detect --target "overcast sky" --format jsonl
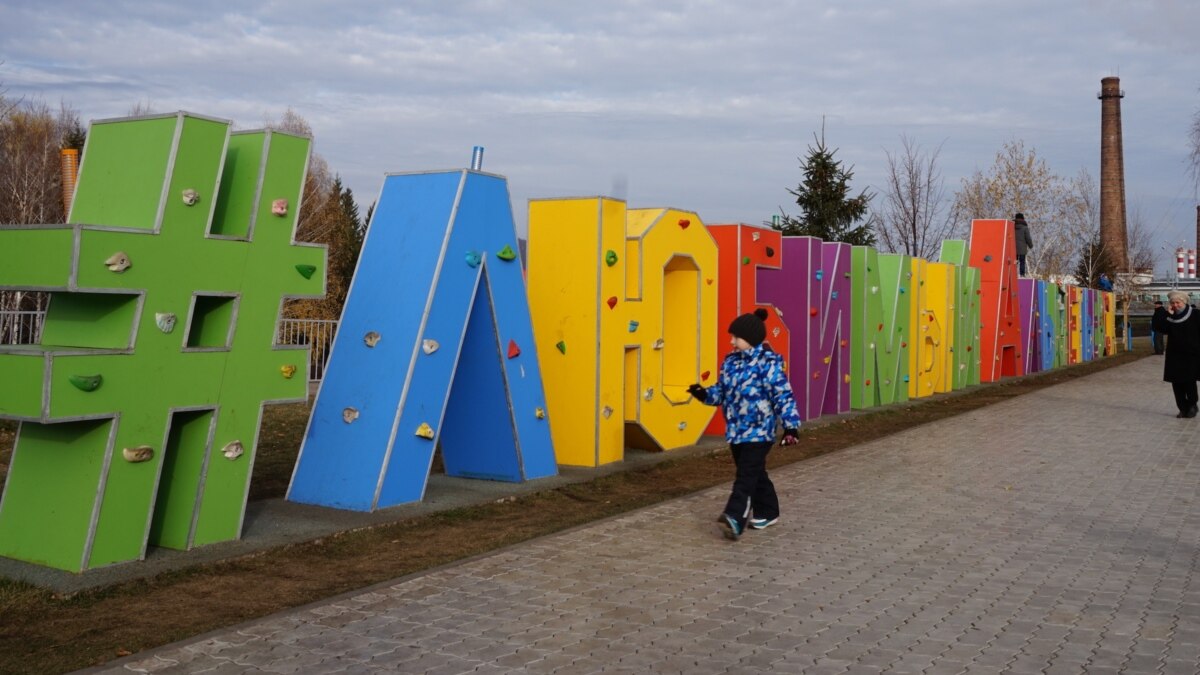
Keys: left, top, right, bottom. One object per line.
{"left": 3, "top": 1, "right": 1198, "bottom": 273}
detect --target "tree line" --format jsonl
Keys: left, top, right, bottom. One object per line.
{"left": 0, "top": 92, "right": 364, "bottom": 327}
{"left": 773, "top": 124, "right": 1163, "bottom": 288}
{"left": 5, "top": 85, "right": 1198, "bottom": 322}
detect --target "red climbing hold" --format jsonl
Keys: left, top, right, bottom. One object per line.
{"left": 507, "top": 340, "right": 521, "bottom": 358}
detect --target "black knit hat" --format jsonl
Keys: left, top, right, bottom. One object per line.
{"left": 728, "top": 308, "right": 769, "bottom": 347}
{"left": 1014, "top": 212, "right": 1025, "bottom": 221}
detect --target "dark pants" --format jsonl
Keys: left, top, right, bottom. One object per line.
{"left": 1017, "top": 254, "right": 1027, "bottom": 276}
{"left": 724, "top": 441, "right": 778, "bottom": 527}
{"left": 1153, "top": 331, "right": 1164, "bottom": 354}
{"left": 1172, "top": 380, "right": 1198, "bottom": 415}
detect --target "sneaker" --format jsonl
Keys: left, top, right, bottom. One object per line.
{"left": 749, "top": 517, "right": 779, "bottom": 530}
{"left": 718, "top": 514, "right": 742, "bottom": 540}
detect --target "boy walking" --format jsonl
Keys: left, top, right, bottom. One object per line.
{"left": 689, "top": 308, "right": 802, "bottom": 540}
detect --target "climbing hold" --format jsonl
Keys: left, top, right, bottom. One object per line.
{"left": 295, "top": 264, "right": 317, "bottom": 279}
{"left": 831, "top": 291, "right": 838, "bottom": 300}
{"left": 280, "top": 364, "right": 297, "bottom": 379}
{"left": 155, "top": 312, "right": 177, "bottom": 333}
{"left": 865, "top": 379, "right": 871, "bottom": 386}
{"left": 342, "top": 407, "right": 359, "bottom": 424}
{"left": 122, "top": 446, "right": 154, "bottom": 463}
{"left": 766, "top": 246, "right": 775, "bottom": 258}
{"left": 628, "top": 320, "right": 639, "bottom": 332}
{"left": 877, "top": 323, "right": 884, "bottom": 332}
{"left": 774, "top": 307, "right": 784, "bottom": 317}
{"left": 272, "top": 199, "right": 289, "bottom": 216}
{"left": 507, "top": 340, "right": 520, "bottom": 359}
{"left": 652, "top": 338, "right": 664, "bottom": 350}
{"left": 465, "top": 251, "right": 481, "bottom": 268}
{"left": 815, "top": 270, "right": 823, "bottom": 281}
{"left": 822, "top": 356, "right": 831, "bottom": 365}
{"left": 903, "top": 375, "right": 910, "bottom": 383}
{"left": 644, "top": 388, "right": 654, "bottom": 401}
{"left": 899, "top": 287, "right": 906, "bottom": 294}
{"left": 496, "top": 245, "right": 517, "bottom": 261}
{"left": 607, "top": 296, "right": 618, "bottom": 310}
{"left": 772, "top": 327, "right": 781, "bottom": 337}
{"left": 705, "top": 278, "right": 713, "bottom": 285}
{"left": 222, "top": 440, "right": 244, "bottom": 461}
{"left": 742, "top": 256, "right": 751, "bottom": 265}
{"left": 69, "top": 374, "right": 102, "bottom": 392}
{"left": 871, "top": 286, "right": 879, "bottom": 294}
{"left": 181, "top": 189, "right": 199, "bottom": 206}
{"left": 605, "top": 250, "right": 619, "bottom": 267}
{"left": 422, "top": 339, "right": 439, "bottom": 354}
{"left": 364, "top": 331, "right": 381, "bottom": 348}
{"left": 105, "top": 252, "right": 132, "bottom": 273}
{"left": 415, "top": 422, "right": 435, "bottom": 439}
{"left": 843, "top": 374, "right": 851, "bottom": 384}
{"left": 812, "top": 371, "right": 820, "bottom": 380}
{"left": 535, "top": 407, "right": 546, "bottom": 420}
{"left": 840, "top": 339, "right": 848, "bottom": 348}
{"left": 809, "top": 307, "right": 818, "bottom": 317}
{"left": 556, "top": 341, "right": 566, "bottom": 355}
{"left": 678, "top": 421, "right": 687, "bottom": 430}
{"left": 602, "top": 406, "right": 613, "bottom": 419}
{"left": 701, "top": 370, "right": 711, "bottom": 381}
{"left": 983, "top": 255, "right": 992, "bottom": 262}
{"left": 678, "top": 218, "right": 690, "bottom": 229}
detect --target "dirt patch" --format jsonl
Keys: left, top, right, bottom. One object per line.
{"left": 0, "top": 349, "right": 1147, "bottom": 674}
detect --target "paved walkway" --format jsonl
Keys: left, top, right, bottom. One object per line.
{"left": 90, "top": 356, "right": 1200, "bottom": 674}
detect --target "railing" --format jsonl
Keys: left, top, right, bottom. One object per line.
{"left": 276, "top": 318, "right": 338, "bottom": 383}
{"left": 0, "top": 310, "right": 44, "bottom": 346}
{"left": 0, "top": 310, "right": 338, "bottom": 383}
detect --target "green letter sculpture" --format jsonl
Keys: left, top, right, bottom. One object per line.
{"left": 0, "top": 112, "right": 325, "bottom": 572}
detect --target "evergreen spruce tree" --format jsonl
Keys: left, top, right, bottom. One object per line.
{"left": 773, "top": 131, "right": 876, "bottom": 246}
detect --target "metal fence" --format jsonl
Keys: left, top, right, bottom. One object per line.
{"left": 0, "top": 310, "right": 44, "bottom": 346}
{"left": 0, "top": 310, "right": 338, "bottom": 383}
{"left": 276, "top": 318, "right": 338, "bottom": 382}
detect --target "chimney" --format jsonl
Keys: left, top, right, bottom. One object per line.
{"left": 1196, "top": 205, "right": 1200, "bottom": 261}
{"left": 1098, "top": 77, "right": 1129, "bottom": 271}
{"left": 60, "top": 148, "right": 80, "bottom": 218}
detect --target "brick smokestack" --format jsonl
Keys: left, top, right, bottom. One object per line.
{"left": 1098, "top": 76, "right": 1128, "bottom": 271}
{"left": 1196, "top": 205, "right": 1200, "bottom": 259}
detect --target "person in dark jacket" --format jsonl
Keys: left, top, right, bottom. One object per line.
{"left": 1151, "top": 300, "right": 1167, "bottom": 355}
{"left": 1013, "top": 213, "right": 1034, "bottom": 276}
{"left": 1151, "top": 291, "right": 1200, "bottom": 417}
{"left": 688, "top": 308, "right": 802, "bottom": 540}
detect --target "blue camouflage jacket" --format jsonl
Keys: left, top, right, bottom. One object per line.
{"left": 699, "top": 344, "right": 803, "bottom": 444}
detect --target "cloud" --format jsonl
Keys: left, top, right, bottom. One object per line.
{"left": 2, "top": 0, "right": 1197, "bottom": 269}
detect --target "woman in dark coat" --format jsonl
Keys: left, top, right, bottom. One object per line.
{"left": 1151, "top": 291, "right": 1200, "bottom": 417}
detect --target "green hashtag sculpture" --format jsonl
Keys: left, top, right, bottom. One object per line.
{"left": 0, "top": 112, "right": 326, "bottom": 572}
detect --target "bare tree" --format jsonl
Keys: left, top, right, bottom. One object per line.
{"left": 950, "top": 140, "right": 1075, "bottom": 278}
{"left": 874, "top": 135, "right": 953, "bottom": 259}
{"left": 264, "top": 108, "right": 335, "bottom": 247}
{"left": 0, "top": 96, "right": 79, "bottom": 337}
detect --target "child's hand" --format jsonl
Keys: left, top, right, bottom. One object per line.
{"left": 779, "top": 429, "right": 800, "bottom": 446}
{"left": 687, "top": 383, "right": 707, "bottom": 402}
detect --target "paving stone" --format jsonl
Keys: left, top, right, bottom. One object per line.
{"left": 87, "top": 359, "right": 1200, "bottom": 675}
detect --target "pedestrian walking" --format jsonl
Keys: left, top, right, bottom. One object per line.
{"left": 688, "top": 308, "right": 802, "bottom": 540}
{"left": 1151, "top": 291, "right": 1200, "bottom": 418}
